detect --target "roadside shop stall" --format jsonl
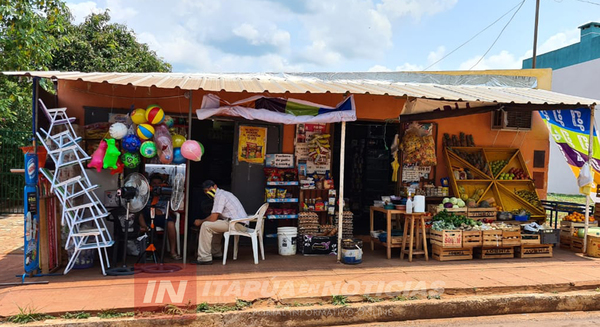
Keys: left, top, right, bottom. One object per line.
{"left": 5, "top": 70, "right": 600, "bottom": 278}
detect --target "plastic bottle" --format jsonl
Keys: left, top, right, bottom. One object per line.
{"left": 406, "top": 196, "right": 413, "bottom": 214}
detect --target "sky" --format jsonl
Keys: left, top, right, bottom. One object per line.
{"left": 64, "top": 0, "right": 600, "bottom": 73}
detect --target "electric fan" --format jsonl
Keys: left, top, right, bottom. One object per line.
{"left": 106, "top": 173, "right": 150, "bottom": 276}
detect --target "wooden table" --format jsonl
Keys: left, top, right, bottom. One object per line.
{"left": 370, "top": 206, "right": 408, "bottom": 259}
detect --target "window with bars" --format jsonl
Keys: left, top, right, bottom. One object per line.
{"left": 491, "top": 110, "right": 532, "bottom": 130}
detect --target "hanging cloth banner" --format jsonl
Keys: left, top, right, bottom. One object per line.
{"left": 539, "top": 108, "right": 600, "bottom": 192}
{"left": 197, "top": 94, "right": 356, "bottom": 124}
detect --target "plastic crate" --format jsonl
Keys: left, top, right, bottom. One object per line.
{"left": 67, "top": 248, "right": 95, "bottom": 269}
{"left": 539, "top": 229, "right": 560, "bottom": 245}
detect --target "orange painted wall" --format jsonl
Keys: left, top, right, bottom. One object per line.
{"left": 432, "top": 112, "right": 549, "bottom": 198}
{"left": 57, "top": 80, "right": 548, "bottom": 197}
{"left": 57, "top": 81, "right": 404, "bottom": 154}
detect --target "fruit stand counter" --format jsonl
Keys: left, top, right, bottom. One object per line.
{"left": 443, "top": 147, "right": 545, "bottom": 220}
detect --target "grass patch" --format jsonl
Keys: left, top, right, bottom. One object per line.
{"left": 7, "top": 306, "right": 54, "bottom": 324}
{"left": 547, "top": 193, "right": 587, "bottom": 205}
{"left": 235, "top": 299, "right": 252, "bottom": 309}
{"left": 331, "top": 295, "right": 348, "bottom": 306}
{"left": 427, "top": 295, "right": 441, "bottom": 300}
{"left": 392, "top": 295, "right": 407, "bottom": 301}
{"left": 61, "top": 312, "right": 90, "bottom": 320}
{"left": 98, "top": 309, "right": 135, "bottom": 319}
{"left": 196, "top": 299, "right": 252, "bottom": 313}
{"left": 290, "top": 302, "right": 312, "bottom": 307}
{"left": 362, "top": 295, "right": 382, "bottom": 303}
{"left": 163, "top": 304, "right": 184, "bottom": 316}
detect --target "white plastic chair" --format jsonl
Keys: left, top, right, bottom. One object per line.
{"left": 222, "top": 203, "right": 269, "bottom": 265}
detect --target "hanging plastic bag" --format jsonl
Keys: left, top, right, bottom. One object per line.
{"left": 578, "top": 162, "right": 594, "bottom": 195}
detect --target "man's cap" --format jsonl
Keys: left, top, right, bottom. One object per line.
{"left": 202, "top": 180, "right": 216, "bottom": 190}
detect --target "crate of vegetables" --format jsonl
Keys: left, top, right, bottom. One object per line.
{"left": 430, "top": 229, "right": 462, "bottom": 248}
{"left": 467, "top": 208, "right": 497, "bottom": 220}
{"left": 435, "top": 197, "right": 468, "bottom": 215}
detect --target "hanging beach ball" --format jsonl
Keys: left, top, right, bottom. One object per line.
{"left": 164, "top": 115, "right": 175, "bottom": 128}
{"left": 145, "top": 105, "right": 165, "bottom": 125}
{"left": 173, "top": 148, "right": 186, "bottom": 164}
{"left": 109, "top": 122, "right": 128, "bottom": 140}
{"left": 140, "top": 141, "right": 157, "bottom": 158}
{"left": 122, "top": 134, "right": 141, "bottom": 152}
{"left": 181, "top": 140, "right": 204, "bottom": 162}
{"left": 121, "top": 152, "right": 140, "bottom": 169}
{"left": 137, "top": 123, "right": 155, "bottom": 140}
{"left": 172, "top": 134, "right": 186, "bottom": 148}
{"left": 131, "top": 108, "right": 147, "bottom": 125}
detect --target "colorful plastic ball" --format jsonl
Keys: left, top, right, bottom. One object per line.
{"left": 122, "top": 134, "right": 141, "bottom": 152}
{"left": 131, "top": 108, "right": 147, "bottom": 125}
{"left": 121, "top": 152, "right": 140, "bottom": 169}
{"left": 164, "top": 115, "right": 175, "bottom": 128}
{"left": 145, "top": 105, "right": 165, "bottom": 125}
{"left": 181, "top": 140, "right": 204, "bottom": 162}
{"left": 173, "top": 148, "right": 186, "bottom": 164}
{"left": 137, "top": 123, "right": 155, "bottom": 140}
{"left": 140, "top": 141, "right": 157, "bottom": 158}
{"left": 109, "top": 122, "right": 128, "bottom": 140}
{"left": 172, "top": 134, "right": 186, "bottom": 148}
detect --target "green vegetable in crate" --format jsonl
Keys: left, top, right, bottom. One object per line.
{"left": 467, "top": 199, "right": 478, "bottom": 208}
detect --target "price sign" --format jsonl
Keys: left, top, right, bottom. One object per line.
{"left": 265, "top": 154, "right": 295, "bottom": 168}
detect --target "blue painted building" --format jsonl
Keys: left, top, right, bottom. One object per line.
{"left": 523, "top": 22, "right": 600, "bottom": 195}
{"left": 523, "top": 22, "right": 600, "bottom": 69}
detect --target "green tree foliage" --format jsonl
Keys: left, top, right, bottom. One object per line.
{"left": 0, "top": 0, "right": 71, "bottom": 130}
{"left": 50, "top": 10, "right": 172, "bottom": 73}
{"left": 0, "top": 1, "right": 172, "bottom": 130}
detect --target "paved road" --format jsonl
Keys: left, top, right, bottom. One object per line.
{"left": 340, "top": 311, "right": 600, "bottom": 327}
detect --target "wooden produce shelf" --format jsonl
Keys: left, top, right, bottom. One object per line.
{"left": 443, "top": 147, "right": 545, "bottom": 220}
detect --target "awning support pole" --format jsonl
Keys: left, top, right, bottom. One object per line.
{"left": 32, "top": 77, "right": 40, "bottom": 151}
{"left": 337, "top": 121, "right": 346, "bottom": 262}
{"left": 584, "top": 104, "right": 595, "bottom": 254}
{"left": 183, "top": 91, "right": 193, "bottom": 264}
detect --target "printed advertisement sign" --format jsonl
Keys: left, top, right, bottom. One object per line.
{"left": 238, "top": 126, "right": 267, "bottom": 164}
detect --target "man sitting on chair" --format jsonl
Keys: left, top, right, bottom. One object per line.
{"left": 193, "top": 180, "right": 247, "bottom": 265}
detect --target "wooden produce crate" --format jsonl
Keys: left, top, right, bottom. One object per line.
{"left": 560, "top": 221, "right": 598, "bottom": 239}
{"left": 521, "top": 234, "right": 541, "bottom": 245}
{"left": 467, "top": 208, "right": 497, "bottom": 220}
{"left": 475, "top": 247, "right": 515, "bottom": 259}
{"left": 571, "top": 237, "right": 584, "bottom": 253}
{"left": 434, "top": 207, "right": 468, "bottom": 216}
{"left": 560, "top": 235, "right": 572, "bottom": 250}
{"left": 462, "top": 230, "right": 483, "bottom": 247}
{"left": 515, "top": 244, "right": 553, "bottom": 258}
{"left": 482, "top": 230, "right": 503, "bottom": 247}
{"left": 502, "top": 230, "right": 522, "bottom": 247}
{"left": 432, "top": 245, "right": 473, "bottom": 261}
{"left": 430, "top": 229, "right": 462, "bottom": 248}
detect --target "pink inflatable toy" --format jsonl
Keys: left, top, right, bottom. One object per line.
{"left": 87, "top": 139, "right": 107, "bottom": 172}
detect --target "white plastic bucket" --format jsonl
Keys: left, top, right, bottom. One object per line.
{"left": 277, "top": 227, "right": 297, "bottom": 256}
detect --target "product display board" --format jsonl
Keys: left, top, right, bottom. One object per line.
{"left": 443, "top": 147, "right": 545, "bottom": 220}
{"left": 401, "top": 122, "right": 437, "bottom": 184}
{"left": 238, "top": 125, "right": 267, "bottom": 163}
{"left": 295, "top": 124, "right": 330, "bottom": 174}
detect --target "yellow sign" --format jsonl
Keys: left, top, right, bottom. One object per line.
{"left": 238, "top": 126, "right": 267, "bottom": 163}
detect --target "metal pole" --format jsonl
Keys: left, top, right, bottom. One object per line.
{"left": 183, "top": 91, "right": 193, "bottom": 264}
{"left": 584, "top": 105, "right": 595, "bottom": 254}
{"left": 337, "top": 121, "right": 346, "bottom": 262}
{"left": 532, "top": 0, "right": 540, "bottom": 68}
{"left": 32, "top": 77, "right": 40, "bottom": 151}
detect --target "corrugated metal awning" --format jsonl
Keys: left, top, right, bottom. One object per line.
{"left": 3, "top": 71, "right": 598, "bottom": 107}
